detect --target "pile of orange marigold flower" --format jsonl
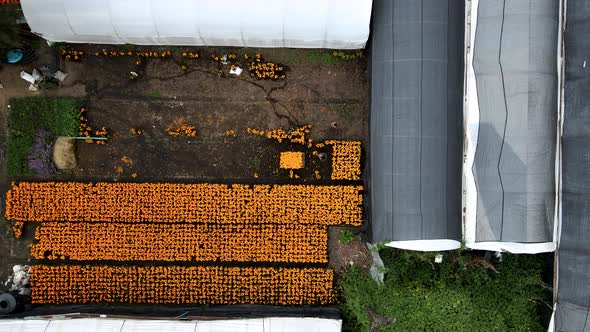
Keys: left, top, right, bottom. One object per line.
{"left": 5, "top": 182, "right": 363, "bottom": 225}
{"left": 32, "top": 222, "right": 328, "bottom": 263}
{"left": 167, "top": 124, "right": 196, "bottom": 137}
{"left": 280, "top": 151, "right": 305, "bottom": 169}
{"left": 326, "top": 140, "right": 362, "bottom": 180}
{"left": 249, "top": 54, "right": 286, "bottom": 80}
{"left": 30, "top": 265, "right": 335, "bottom": 305}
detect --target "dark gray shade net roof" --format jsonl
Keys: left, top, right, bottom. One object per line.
{"left": 472, "top": 0, "right": 557, "bottom": 243}
{"left": 369, "top": 0, "right": 464, "bottom": 243}
{"left": 556, "top": 0, "right": 590, "bottom": 330}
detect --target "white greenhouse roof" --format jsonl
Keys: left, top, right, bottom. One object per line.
{"left": 20, "top": 0, "right": 372, "bottom": 49}
{"left": 0, "top": 317, "right": 342, "bottom": 332}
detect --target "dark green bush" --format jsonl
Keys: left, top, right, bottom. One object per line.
{"left": 6, "top": 97, "right": 82, "bottom": 176}
{"left": 339, "top": 229, "right": 355, "bottom": 244}
{"left": 339, "top": 249, "right": 546, "bottom": 332}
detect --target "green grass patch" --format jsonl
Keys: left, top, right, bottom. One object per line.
{"left": 305, "top": 51, "right": 341, "bottom": 64}
{"left": 305, "top": 50, "right": 365, "bottom": 64}
{"left": 339, "top": 229, "right": 355, "bottom": 244}
{"left": 6, "top": 97, "right": 82, "bottom": 176}
{"left": 145, "top": 90, "right": 162, "bottom": 98}
{"left": 339, "top": 249, "right": 547, "bottom": 332}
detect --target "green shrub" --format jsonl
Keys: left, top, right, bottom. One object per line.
{"left": 6, "top": 97, "right": 82, "bottom": 176}
{"left": 339, "top": 249, "right": 546, "bottom": 332}
{"left": 339, "top": 229, "right": 355, "bottom": 244}
{"left": 305, "top": 51, "right": 339, "bottom": 64}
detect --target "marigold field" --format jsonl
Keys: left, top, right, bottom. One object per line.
{"left": 30, "top": 265, "right": 336, "bottom": 305}
{"left": 6, "top": 182, "right": 363, "bottom": 226}
{"left": 32, "top": 222, "right": 328, "bottom": 263}
{"left": 7, "top": 180, "right": 364, "bottom": 306}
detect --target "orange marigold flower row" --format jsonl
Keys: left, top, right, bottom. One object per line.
{"left": 326, "top": 140, "right": 362, "bottom": 180}
{"left": 5, "top": 182, "right": 363, "bottom": 225}
{"left": 247, "top": 125, "right": 312, "bottom": 146}
{"left": 30, "top": 265, "right": 336, "bottom": 306}
{"left": 32, "top": 222, "right": 328, "bottom": 263}
{"left": 181, "top": 51, "right": 200, "bottom": 59}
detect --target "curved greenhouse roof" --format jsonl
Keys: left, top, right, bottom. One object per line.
{"left": 464, "top": 0, "right": 559, "bottom": 253}
{"left": 369, "top": 0, "right": 465, "bottom": 250}
{"left": 19, "top": 0, "right": 371, "bottom": 49}
{"left": 555, "top": 0, "right": 590, "bottom": 330}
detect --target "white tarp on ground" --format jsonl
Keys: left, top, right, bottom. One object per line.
{"left": 19, "top": 0, "right": 372, "bottom": 49}
{"left": 0, "top": 317, "right": 342, "bottom": 332}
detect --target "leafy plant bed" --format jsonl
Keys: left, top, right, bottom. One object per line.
{"left": 6, "top": 97, "right": 82, "bottom": 176}
{"left": 339, "top": 249, "right": 548, "bottom": 332}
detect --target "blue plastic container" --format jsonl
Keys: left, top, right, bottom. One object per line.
{"left": 6, "top": 49, "right": 23, "bottom": 64}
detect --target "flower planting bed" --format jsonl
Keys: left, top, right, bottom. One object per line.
{"left": 6, "top": 182, "right": 363, "bottom": 225}
{"left": 30, "top": 265, "right": 335, "bottom": 305}
{"left": 326, "top": 140, "right": 362, "bottom": 180}
{"left": 32, "top": 222, "right": 328, "bottom": 263}
{"left": 5, "top": 180, "right": 363, "bottom": 306}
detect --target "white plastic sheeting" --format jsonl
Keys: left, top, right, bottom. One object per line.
{"left": 384, "top": 240, "right": 461, "bottom": 252}
{"left": 0, "top": 317, "right": 342, "bottom": 332}
{"left": 19, "top": 0, "right": 371, "bottom": 49}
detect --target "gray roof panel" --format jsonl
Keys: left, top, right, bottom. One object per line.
{"left": 369, "top": 0, "right": 464, "bottom": 242}
{"left": 472, "top": 0, "right": 557, "bottom": 243}
{"left": 556, "top": 0, "right": 590, "bottom": 329}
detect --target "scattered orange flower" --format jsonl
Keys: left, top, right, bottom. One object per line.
{"left": 247, "top": 125, "right": 311, "bottom": 145}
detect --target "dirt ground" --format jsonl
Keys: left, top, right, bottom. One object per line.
{"left": 69, "top": 46, "right": 367, "bottom": 181}
{"left": 0, "top": 44, "right": 370, "bottom": 287}
{"left": 328, "top": 227, "right": 373, "bottom": 273}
